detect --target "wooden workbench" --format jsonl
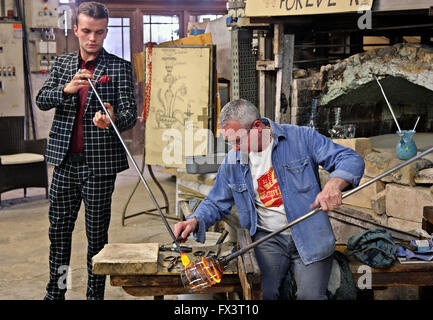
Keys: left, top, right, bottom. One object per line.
{"left": 93, "top": 236, "right": 433, "bottom": 300}
{"left": 336, "top": 245, "right": 433, "bottom": 289}
{"left": 345, "top": 207, "right": 433, "bottom": 290}
{"left": 92, "top": 231, "right": 262, "bottom": 300}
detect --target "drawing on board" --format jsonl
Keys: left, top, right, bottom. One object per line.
{"left": 154, "top": 57, "right": 189, "bottom": 129}
{"left": 145, "top": 45, "right": 213, "bottom": 168}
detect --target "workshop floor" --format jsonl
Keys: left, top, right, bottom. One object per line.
{"left": 0, "top": 155, "right": 182, "bottom": 300}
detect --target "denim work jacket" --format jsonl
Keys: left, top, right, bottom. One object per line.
{"left": 188, "top": 118, "right": 365, "bottom": 265}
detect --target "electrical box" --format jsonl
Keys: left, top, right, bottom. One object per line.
{"left": 35, "top": 51, "right": 56, "bottom": 73}
{"left": 25, "top": 0, "right": 59, "bottom": 28}
{"left": 34, "top": 30, "right": 56, "bottom": 72}
{"left": 0, "top": 24, "right": 25, "bottom": 117}
{"left": 2, "top": 0, "right": 17, "bottom": 18}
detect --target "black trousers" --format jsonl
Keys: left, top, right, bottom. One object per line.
{"left": 45, "top": 157, "right": 116, "bottom": 300}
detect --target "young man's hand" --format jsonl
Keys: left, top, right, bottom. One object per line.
{"left": 63, "top": 68, "right": 94, "bottom": 95}
{"left": 93, "top": 103, "right": 115, "bottom": 129}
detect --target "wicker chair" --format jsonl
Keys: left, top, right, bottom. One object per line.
{"left": 0, "top": 116, "right": 48, "bottom": 204}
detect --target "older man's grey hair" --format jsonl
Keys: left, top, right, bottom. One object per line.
{"left": 218, "top": 99, "right": 260, "bottom": 128}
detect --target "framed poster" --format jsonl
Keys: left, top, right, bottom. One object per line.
{"left": 144, "top": 45, "right": 215, "bottom": 168}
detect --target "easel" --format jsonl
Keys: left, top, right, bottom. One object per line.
{"left": 122, "top": 42, "right": 216, "bottom": 226}
{"left": 121, "top": 141, "right": 174, "bottom": 226}
{"left": 121, "top": 46, "right": 173, "bottom": 226}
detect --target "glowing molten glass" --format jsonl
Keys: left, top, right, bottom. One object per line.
{"left": 180, "top": 256, "right": 224, "bottom": 292}
{"left": 181, "top": 252, "right": 190, "bottom": 267}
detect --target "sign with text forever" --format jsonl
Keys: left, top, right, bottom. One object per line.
{"left": 245, "top": 0, "right": 373, "bottom": 16}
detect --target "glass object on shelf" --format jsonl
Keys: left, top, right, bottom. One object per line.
{"left": 308, "top": 98, "right": 318, "bottom": 131}
{"left": 328, "top": 107, "right": 344, "bottom": 138}
{"left": 344, "top": 124, "right": 356, "bottom": 138}
{"left": 328, "top": 108, "right": 356, "bottom": 139}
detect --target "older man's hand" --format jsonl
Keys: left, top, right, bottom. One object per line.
{"left": 310, "top": 177, "right": 349, "bottom": 212}
{"left": 173, "top": 218, "right": 198, "bottom": 243}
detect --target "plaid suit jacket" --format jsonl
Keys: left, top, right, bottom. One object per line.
{"left": 36, "top": 49, "right": 137, "bottom": 176}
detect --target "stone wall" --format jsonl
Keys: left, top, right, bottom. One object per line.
{"left": 363, "top": 149, "right": 433, "bottom": 232}
{"left": 317, "top": 43, "right": 433, "bottom": 105}
{"left": 291, "top": 43, "right": 433, "bottom": 233}
{"left": 290, "top": 43, "right": 433, "bottom": 137}
{"left": 320, "top": 137, "right": 433, "bottom": 233}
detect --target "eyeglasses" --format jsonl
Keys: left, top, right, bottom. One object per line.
{"left": 225, "top": 120, "right": 258, "bottom": 147}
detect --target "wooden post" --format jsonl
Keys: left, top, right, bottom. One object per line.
{"left": 258, "top": 31, "right": 266, "bottom": 118}
{"left": 236, "top": 228, "right": 262, "bottom": 300}
{"left": 420, "top": 206, "right": 433, "bottom": 299}
{"left": 422, "top": 206, "right": 433, "bottom": 235}
{"left": 274, "top": 24, "right": 284, "bottom": 124}
{"left": 282, "top": 33, "right": 295, "bottom": 124}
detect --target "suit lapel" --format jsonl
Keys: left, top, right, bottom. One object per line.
{"left": 71, "top": 52, "right": 79, "bottom": 75}
{"left": 65, "top": 53, "right": 79, "bottom": 119}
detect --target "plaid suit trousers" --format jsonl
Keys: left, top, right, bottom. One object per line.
{"left": 45, "top": 158, "right": 116, "bottom": 300}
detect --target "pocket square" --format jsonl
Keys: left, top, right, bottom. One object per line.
{"left": 97, "top": 75, "right": 111, "bottom": 84}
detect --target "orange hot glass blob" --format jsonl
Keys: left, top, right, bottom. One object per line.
{"left": 181, "top": 252, "right": 190, "bottom": 267}
{"left": 180, "top": 256, "right": 224, "bottom": 292}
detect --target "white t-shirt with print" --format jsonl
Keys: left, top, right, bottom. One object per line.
{"left": 249, "top": 139, "right": 290, "bottom": 235}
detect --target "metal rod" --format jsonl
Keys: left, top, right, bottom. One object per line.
{"left": 221, "top": 145, "right": 433, "bottom": 264}
{"left": 87, "top": 78, "right": 183, "bottom": 255}
{"left": 64, "top": 9, "right": 68, "bottom": 37}
{"left": 413, "top": 116, "right": 420, "bottom": 131}
{"left": 374, "top": 75, "right": 401, "bottom": 133}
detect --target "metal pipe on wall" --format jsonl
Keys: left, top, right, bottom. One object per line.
{"left": 15, "top": 0, "right": 36, "bottom": 139}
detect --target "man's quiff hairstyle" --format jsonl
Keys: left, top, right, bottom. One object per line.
{"left": 218, "top": 99, "right": 261, "bottom": 128}
{"left": 75, "top": 1, "right": 109, "bottom": 25}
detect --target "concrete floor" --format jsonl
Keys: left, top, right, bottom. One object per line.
{"left": 0, "top": 155, "right": 181, "bottom": 300}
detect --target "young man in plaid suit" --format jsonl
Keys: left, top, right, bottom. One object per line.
{"left": 36, "top": 2, "right": 137, "bottom": 300}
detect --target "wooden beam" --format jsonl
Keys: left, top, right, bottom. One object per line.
{"left": 275, "top": 69, "right": 282, "bottom": 123}
{"left": 423, "top": 206, "right": 433, "bottom": 234}
{"left": 122, "top": 284, "right": 242, "bottom": 297}
{"left": 424, "top": 206, "right": 433, "bottom": 224}
{"left": 111, "top": 274, "right": 240, "bottom": 286}
{"left": 281, "top": 33, "right": 294, "bottom": 124}
{"left": 290, "top": 79, "right": 299, "bottom": 124}
{"left": 274, "top": 24, "right": 284, "bottom": 124}
{"left": 258, "top": 32, "right": 266, "bottom": 117}
{"left": 236, "top": 229, "right": 262, "bottom": 300}
{"left": 83, "top": 0, "right": 227, "bottom": 12}
{"left": 256, "top": 60, "right": 276, "bottom": 71}
{"left": 249, "top": 10, "right": 432, "bottom": 34}
{"left": 237, "top": 256, "right": 252, "bottom": 300}
{"left": 110, "top": 273, "right": 242, "bottom": 297}
{"left": 236, "top": 229, "right": 261, "bottom": 284}
{"left": 372, "top": 0, "right": 433, "bottom": 12}
{"left": 273, "top": 24, "right": 284, "bottom": 69}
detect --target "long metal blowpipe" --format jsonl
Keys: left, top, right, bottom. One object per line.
{"left": 374, "top": 75, "right": 402, "bottom": 133}
{"left": 87, "top": 79, "right": 184, "bottom": 257}
{"left": 219, "top": 145, "right": 433, "bottom": 265}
